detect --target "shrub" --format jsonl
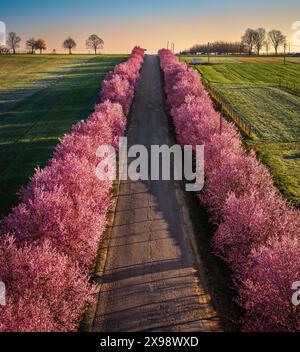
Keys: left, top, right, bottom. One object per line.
{"left": 4, "top": 154, "right": 111, "bottom": 269}
{"left": 212, "top": 190, "right": 297, "bottom": 272}
{"left": 0, "top": 236, "right": 94, "bottom": 332}
{"left": 238, "top": 237, "right": 300, "bottom": 332}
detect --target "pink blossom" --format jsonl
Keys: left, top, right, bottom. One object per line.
{"left": 238, "top": 237, "right": 300, "bottom": 331}
{"left": 0, "top": 236, "right": 95, "bottom": 332}
{"left": 159, "top": 48, "right": 300, "bottom": 331}
{"left": 0, "top": 47, "right": 144, "bottom": 331}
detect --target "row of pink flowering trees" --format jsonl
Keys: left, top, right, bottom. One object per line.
{"left": 159, "top": 49, "right": 300, "bottom": 331}
{"left": 0, "top": 47, "right": 144, "bottom": 332}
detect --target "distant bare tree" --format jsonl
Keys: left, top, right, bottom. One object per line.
{"left": 63, "top": 37, "right": 76, "bottom": 54}
{"left": 35, "top": 38, "right": 47, "bottom": 54}
{"left": 238, "top": 42, "right": 247, "bottom": 54}
{"left": 86, "top": 34, "right": 104, "bottom": 54}
{"left": 241, "top": 28, "right": 256, "bottom": 55}
{"left": 253, "top": 28, "right": 266, "bottom": 55}
{"left": 0, "top": 45, "right": 10, "bottom": 54}
{"left": 268, "top": 29, "right": 286, "bottom": 55}
{"left": 187, "top": 41, "right": 246, "bottom": 55}
{"left": 7, "top": 32, "right": 21, "bottom": 54}
{"left": 26, "top": 38, "right": 36, "bottom": 54}
{"left": 264, "top": 38, "right": 271, "bottom": 55}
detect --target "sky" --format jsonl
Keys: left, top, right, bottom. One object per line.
{"left": 0, "top": 0, "right": 299, "bottom": 53}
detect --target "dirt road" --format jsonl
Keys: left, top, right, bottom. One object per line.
{"left": 92, "top": 55, "right": 221, "bottom": 332}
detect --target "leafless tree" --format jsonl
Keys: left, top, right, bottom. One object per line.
{"left": 63, "top": 37, "right": 76, "bottom": 54}
{"left": 241, "top": 28, "right": 256, "bottom": 55}
{"left": 253, "top": 28, "right": 266, "bottom": 55}
{"left": 86, "top": 34, "right": 104, "bottom": 54}
{"left": 35, "top": 38, "right": 47, "bottom": 54}
{"left": 264, "top": 38, "right": 271, "bottom": 55}
{"left": 0, "top": 45, "right": 10, "bottom": 54}
{"left": 7, "top": 32, "right": 21, "bottom": 54}
{"left": 268, "top": 29, "right": 286, "bottom": 55}
{"left": 26, "top": 38, "right": 36, "bottom": 54}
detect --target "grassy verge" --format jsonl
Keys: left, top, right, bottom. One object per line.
{"left": 247, "top": 141, "right": 300, "bottom": 206}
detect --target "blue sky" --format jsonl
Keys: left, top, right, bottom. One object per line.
{"left": 1, "top": 0, "right": 297, "bottom": 21}
{"left": 1, "top": 0, "right": 299, "bottom": 53}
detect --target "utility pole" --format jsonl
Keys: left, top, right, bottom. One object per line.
{"left": 167, "top": 41, "right": 169, "bottom": 50}
{"left": 284, "top": 43, "right": 287, "bottom": 65}
{"left": 207, "top": 42, "right": 210, "bottom": 63}
{"left": 171, "top": 42, "right": 174, "bottom": 54}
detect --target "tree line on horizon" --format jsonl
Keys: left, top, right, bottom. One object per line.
{"left": 182, "top": 28, "right": 287, "bottom": 56}
{"left": 0, "top": 32, "right": 104, "bottom": 55}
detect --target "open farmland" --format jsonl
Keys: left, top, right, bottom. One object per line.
{"left": 0, "top": 54, "right": 126, "bottom": 215}
{"left": 181, "top": 55, "right": 300, "bottom": 206}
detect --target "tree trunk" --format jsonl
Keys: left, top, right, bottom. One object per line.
{"left": 275, "top": 46, "right": 278, "bottom": 55}
{"left": 94, "top": 47, "right": 97, "bottom": 55}
{"left": 40, "top": 49, "right": 42, "bottom": 54}
{"left": 69, "top": 48, "right": 71, "bottom": 54}
{"left": 13, "top": 48, "right": 16, "bottom": 54}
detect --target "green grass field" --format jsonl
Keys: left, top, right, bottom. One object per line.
{"left": 0, "top": 54, "right": 127, "bottom": 216}
{"left": 181, "top": 55, "right": 300, "bottom": 65}
{"left": 181, "top": 55, "right": 300, "bottom": 206}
